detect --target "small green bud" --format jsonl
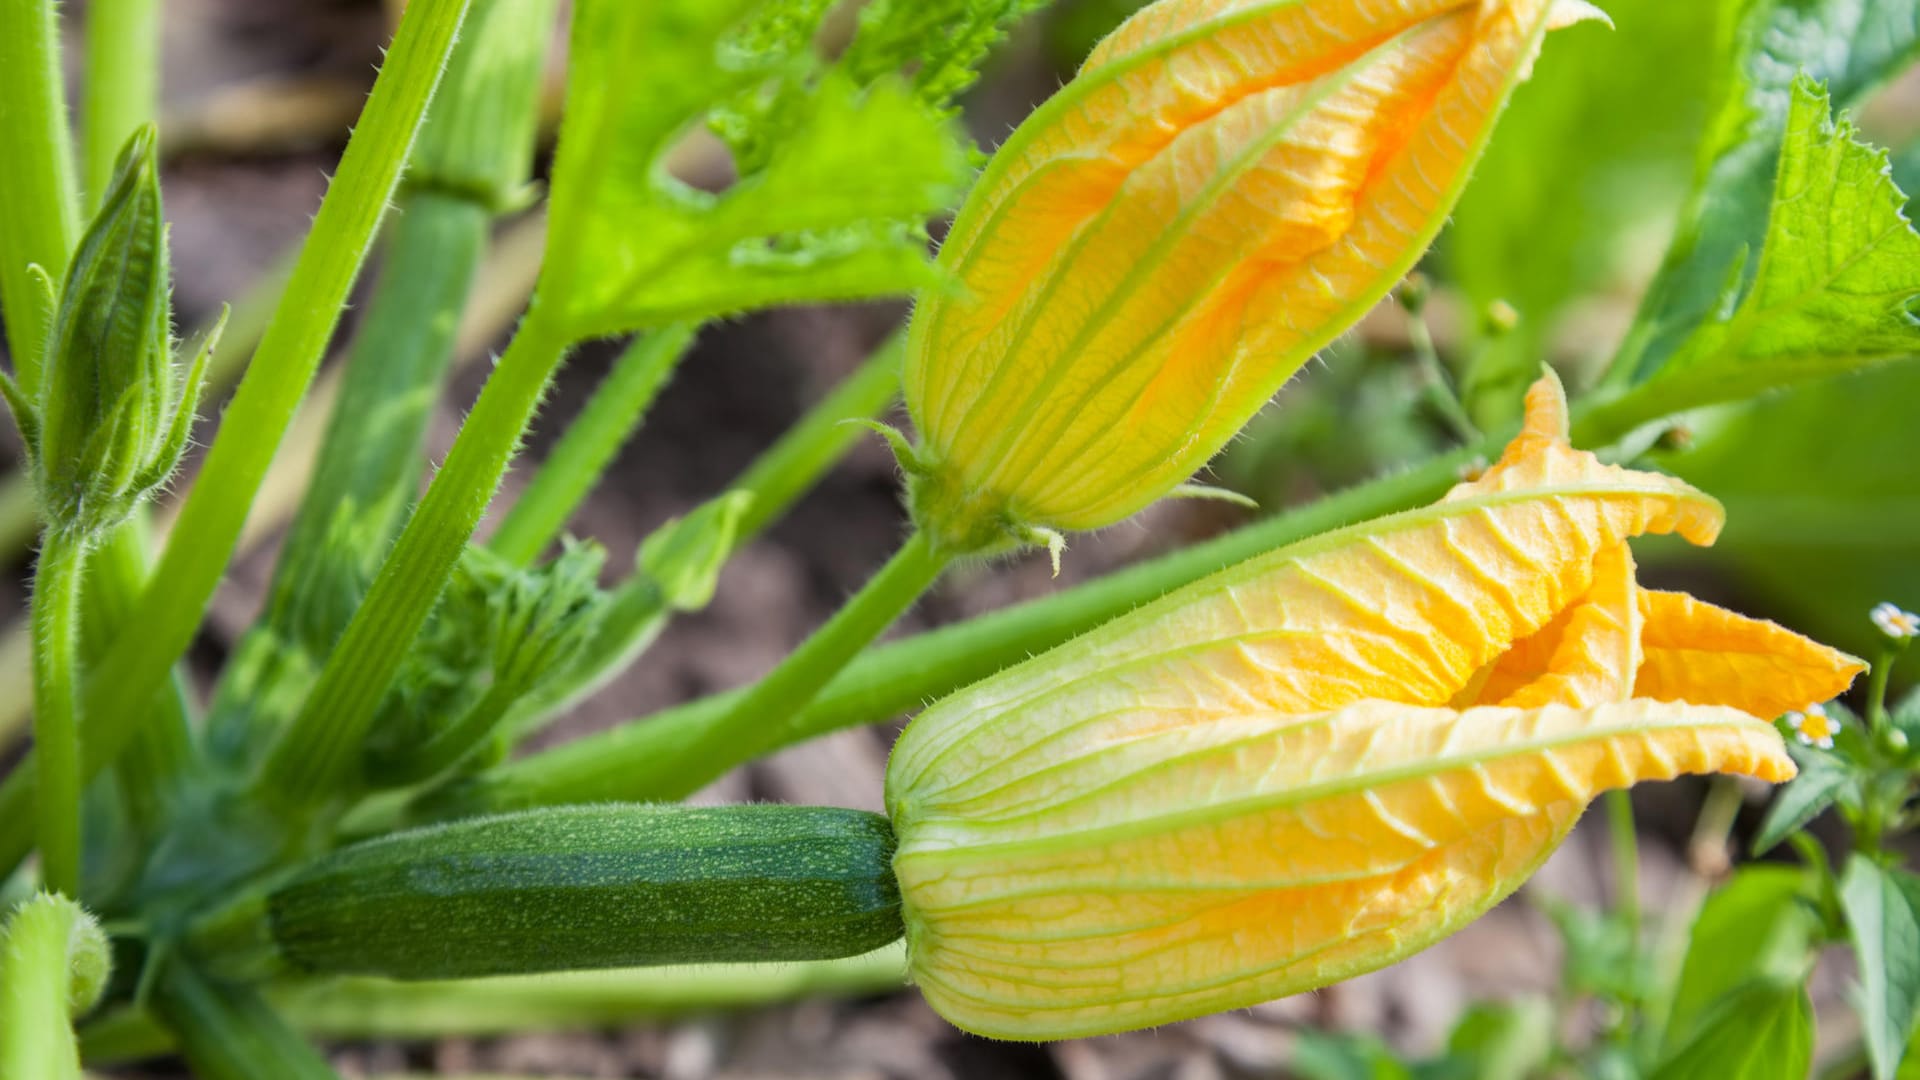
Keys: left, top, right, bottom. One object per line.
{"left": 638, "top": 491, "right": 752, "bottom": 611}
{"left": 482, "top": 540, "right": 610, "bottom": 696}
{"left": 0, "top": 127, "right": 215, "bottom": 538}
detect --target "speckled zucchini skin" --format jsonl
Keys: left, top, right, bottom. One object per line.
{"left": 267, "top": 804, "right": 901, "bottom": 978}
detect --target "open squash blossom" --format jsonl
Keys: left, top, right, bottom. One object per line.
{"left": 900, "top": 0, "right": 1608, "bottom": 553}
{"left": 886, "top": 374, "right": 1864, "bottom": 1041}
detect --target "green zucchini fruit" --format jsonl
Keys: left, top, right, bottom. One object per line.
{"left": 263, "top": 804, "right": 902, "bottom": 979}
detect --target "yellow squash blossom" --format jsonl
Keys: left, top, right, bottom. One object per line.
{"left": 901, "top": 0, "right": 1608, "bottom": 552}
{"left": 886, "top": 374, "right": 1863, "bottom": 1040}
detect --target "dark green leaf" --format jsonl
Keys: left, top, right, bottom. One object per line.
{"left": 1621, "top": 0, "right": 1920, "bottom": 388}
{"left": 1839, "top": 855, "right": 1920, "bottom": 1080}
{"left": 1650, "top": 980, "right": 1814, "bottom": 1080}
{"left": 1663, "top": 866, "right": 1819, "bottom": 1059}
{"left": 1755, "top": 753, "right": 1854, "bottom": 854}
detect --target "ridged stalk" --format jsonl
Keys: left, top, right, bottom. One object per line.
{"left": 0, "top": 0, "right": 474, "bottom": 880}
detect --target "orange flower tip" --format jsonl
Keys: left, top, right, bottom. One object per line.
{"left": 1520, "top": 368, "right": 1571, "bottom": 441}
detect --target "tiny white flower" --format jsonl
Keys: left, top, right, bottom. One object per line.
{"left": 1871, "top": 602, "right": 1919, "bottom": 642}
{"left": 1788, "top": 703, "right": 1837, "bottom": 750}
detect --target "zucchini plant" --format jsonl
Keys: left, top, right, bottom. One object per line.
{"left": 0, "top": 0, "right": 1917, "bottom": 1076}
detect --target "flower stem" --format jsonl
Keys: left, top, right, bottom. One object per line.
{"left": 0, "top": 0, "right": 473, "bottom": 881}
{"left": 0, "top": 0, "right": 82, "bottom": 386}
{"left": 29, "top": 532, "right": 87, "bottom": 897}
{"left": 662, "top": 530, "right": 951, "bottom": 789}
{"left": 80, "top": 0, "right": 160, "bottom": 210}
{"left": 729, "top": 333, "right": 905, "bottom": 543}
{"left": 1605, "top": 788, "right": 1641, "bottom": 950}
{"left": 1863, "top": 651, "right": 1892, "bottom": 733}
{"left": 420, "top": 442, "right": 1486, "bottom": 816}
{"left": 489, "top": 323, "right": 698, "bottom": 564}
{"left": 256, "top": 309, "right": 574, "bottom": 808}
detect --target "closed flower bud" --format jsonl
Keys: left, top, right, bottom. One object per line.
{"left": 887, "top": 374, "right": 1863, "bottom": 1040}
{"left": 0, "top": 126, "right": 215, "bottom": 538}
{"left": 901, "top": 0, "right": 1607, "bottom": 552}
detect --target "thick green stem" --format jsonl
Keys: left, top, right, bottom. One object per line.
{"left": 86, "top": 518, "right": 195, "bottom": 823}
{"left": 81, "top": 0, "right": 160, "bottom": 210}
{"left": 424, "top": 443, "right": 1487, "bottom": 816}
{"left": 256, "top": 310, "right": 574, "bottom": 807}
{"left": 148, "top": 960, "right": 340, "bottom": 1080}
{"left": 0, "top": 893, "right": 109, "bottom": 1080}
{"left": 490, "top": 323, "right": 698, "bottom": 564}
{"left": 0, "top": 0, "right": 83, "bottom": 386}
{"left": 80, "top": 944, "right": 907, "bottom": 1064}
{"left": 30, "top": 533, "right": 86, "bottom": 897}
{"left": 204, "top": 193, "right": 491, "bottom": 767}
{"left": 0, "top": 0, "right": 474, "bottom": 880}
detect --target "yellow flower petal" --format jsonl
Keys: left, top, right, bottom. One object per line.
{"left": 891, "top": 391, "right": 1720, "bottom": 808}
{"left": 1466, "top": 541, "right": 1642, "bottom": 709}
{"left": 905, "top": 0, "right": 1585, "bottom": 540}
{"left": 1633, "top": 590, "right": 1865, "bottom": 718}
{"left": 894, "top": 699, "right": 1792, "bottom": 1039}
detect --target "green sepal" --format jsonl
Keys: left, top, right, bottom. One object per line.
{"left": 131, "top": 303, "right": 225, "bottom": 497}
{"left": 1168, "top": 483, "right": 1260, "bottom": 510}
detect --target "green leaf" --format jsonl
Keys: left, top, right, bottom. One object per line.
{"left": 1754, "top": 752, "right": 1853, "bottom": 854}
{"left": 1634, "top": 76, "right": 1920, "bottom": 412}
{"left": 1839, "top": 855, "right": 1920, "bottom": 1080}
{"left": 1663, "top": 865, "right": 1819, "bottom": 1059}
{"left": 540, "top": 0, "right": 972, "bottom": 338}
{"left": 1291, "top": 1031, "right": 1418, "bottom": 1080}
{"left": 1621, "top": 0, "right": 1920, "bottom": 388}
{"left": 1650, "top": 980, "right": 1814, "bottom": 1080}
{"left": 844, "top": 0, "right": 1050, "bottom": 111}
{"left": 1442, "top": 998, "right": 1554, "bottom": 1080}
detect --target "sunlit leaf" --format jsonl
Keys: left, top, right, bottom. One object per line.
{"left": 1651, "top": 980, "right": 1814, "bottom": 1080}
{"left": 1662, "top": 865, "right": 1819, "bottom": 1057}
{"left": 539, "top": 0, "right": 973, "bottom": 338}
{"left": 1633, "top": 77, "right": 1920, "bottom": 411}
{"left": 1621, "top": 0, "right": 1920, "bottom": 386}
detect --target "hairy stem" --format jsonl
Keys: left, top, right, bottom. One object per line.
{"left": 489, "top": 323, "right": 698, "bottom": 564}
{"left": 0, "top": 0, "right": 474, "bottom": 880}
{"left": 29, "top": 533, "right": 86, "bottom": 897}
{"left": 256, "top": 309, "right": 573, "bottom": 807}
